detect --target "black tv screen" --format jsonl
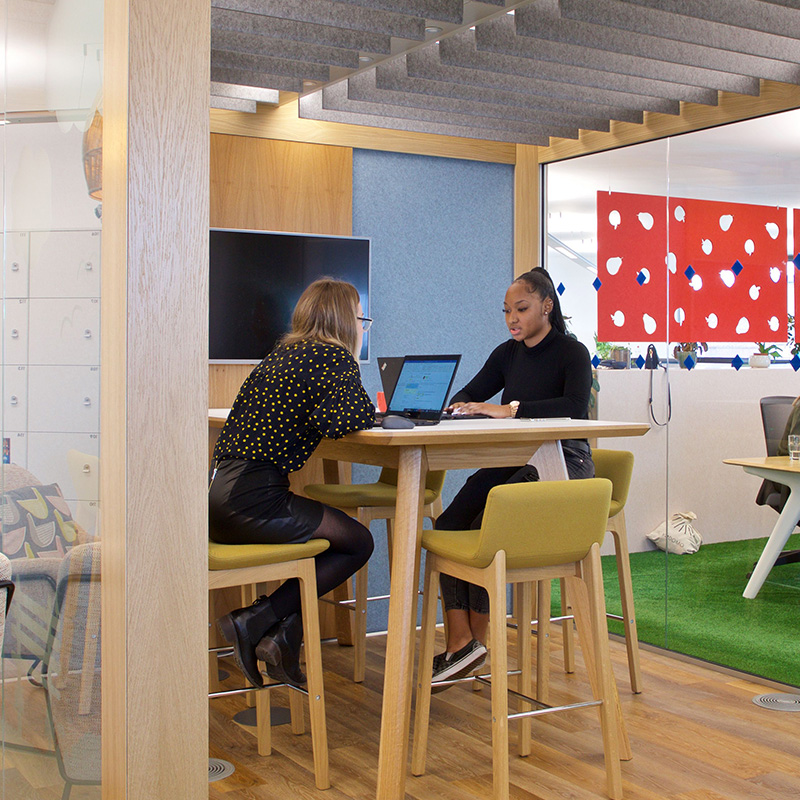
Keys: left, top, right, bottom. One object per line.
{"left": 210, "top": 228, "right": 371, "bottom": 363}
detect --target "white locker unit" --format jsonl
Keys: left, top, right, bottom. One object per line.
{"left": 2, "top": 229, "right": 100, "bottom": 499}
{"left": 27, "top": 365, "right": 100, "bottom": 434}
{"left": 28, "top": 297, "right": 100, "bottom": 365}
{"left": 1, "top": 232, "right": 31, "bottom": 298}
{"left": 29, "top": 230, "right": 101, "bottom": 299}
{"left": 3, "top": 299, "right": 30, "bottom": 366}
{"left": 3, "top": 365, "right": 29, "bottom": 433}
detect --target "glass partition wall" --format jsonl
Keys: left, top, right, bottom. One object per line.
{"left": 1, "top": 0, "right": 103, "bottom": 797}
{"left": 545, "top": 110, "right": 800, "bottom": 688}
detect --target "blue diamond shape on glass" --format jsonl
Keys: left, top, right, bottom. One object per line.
{"left": 557, "top": 282, "right": 565, "bottom": 296}
{"left": 591, "top": 355, "right": 600, "bottom": 368}
{"left": 635, "top": 355, "right": 645, "bottom": 369}
{"left": 636, "top": 271, "right": 646, "bottom": 286}
{"left": 731, "top": 355, "right": 744, "bottom": 371}
{"left": 793, "top": 253, "right": 800, "bottom": 270}
{"left": 791, "top": 354, "right": 800, "bottom": 372}
{"left": 731, "top": 260, "right": 743, "bottom": 276}
{"left": 684, "top": 265, "right": 695, "bottom": 281}
{"left": 592, "top": 277, "right": 602, "bottom": 291}
{"left": 683, "top": 353, "right": 696, "bottom": 370}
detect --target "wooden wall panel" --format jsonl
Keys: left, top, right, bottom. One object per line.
{"left": 209, "top": 135, "right": 353, "bottom": 407}
{"left": 102, "top": 0, "right": 209, "bottom": 797}
{"left": 210, "top": 134, "right": 353, "bottom": 234}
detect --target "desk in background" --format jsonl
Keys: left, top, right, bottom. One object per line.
{"left": 724, "top": 457, "right": 800, "bottom": 599}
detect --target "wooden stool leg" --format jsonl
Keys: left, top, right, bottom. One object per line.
{"left": 585, "top": 545, "right": 624, "bottom": 799}
{"left": 568, "top": 560, "right": 631, "bottom": 762}
{"left": 487, "top": 553, "right": 509, "bottom": 800}
{"left": 517, "top": 581, "right": 533, "bottom": 758}
{"left": 411, "top": 558, "right": 439, "bottom": 776}
{"left": 560, "top": 577, "right": 576, "bottom": 673}
{"left": 289, "top": 687, "right": 305, "bottom": 735}
{"left": 353, "top": 563, "right": 368, "bottom": 683}
{"left": 298, "top": 560, "right": 329, "bottom": 790}
{"left": 610, "top": 513, "right": 643, "bottom": 694}
{"left": 536, "top": 580, "right": 551, "bottom": 706}
{"left": 256, "top": 687, "right": 271, "bottom": 756}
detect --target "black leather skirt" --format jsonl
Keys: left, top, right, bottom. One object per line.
{"left": 209, "top": 458, "right": 325, "bottom": 545}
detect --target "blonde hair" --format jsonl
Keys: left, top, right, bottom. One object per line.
{"left": 281, "top": 278, "right": 361, "bottom": 356}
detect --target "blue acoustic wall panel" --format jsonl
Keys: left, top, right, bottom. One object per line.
{"left": 352, "top": 148, "right": 514, "bottom": 632}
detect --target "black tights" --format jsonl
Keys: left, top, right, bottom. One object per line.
{"left": 267, "top": 506, "right": 374, "bottom": 621}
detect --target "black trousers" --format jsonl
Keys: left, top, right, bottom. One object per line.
{"left": 437, "top": 444, "right": 594, "bottom": 615}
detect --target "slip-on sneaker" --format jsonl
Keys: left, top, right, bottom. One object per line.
{"left": 431, "top": 639, "right": 487, "bottom": 694}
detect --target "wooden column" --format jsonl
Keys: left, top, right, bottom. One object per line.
{"left": 514, "top": 143, "right": 541, "bottom": 276}
{"left": 101, "top": 0, "right": 209, "bottom": 796}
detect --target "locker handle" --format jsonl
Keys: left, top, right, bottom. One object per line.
{"left": 9, "top": 396, "right": 17, "bottom": 406}
{"left": 83, "top": 397, "right": 92, "bottom": 407}
{"left": 84, "top": 329, "right": 92, "bottom": 339}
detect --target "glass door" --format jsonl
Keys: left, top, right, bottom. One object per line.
{"left": 2, "top": 0, "right": 103, "bottom": 796}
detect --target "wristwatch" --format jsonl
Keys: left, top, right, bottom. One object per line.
{"left": 508, "top": 400, "right": 520, "bottom": 418}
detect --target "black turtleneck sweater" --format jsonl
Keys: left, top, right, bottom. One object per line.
{"left": 450, "top": 328, "right": 592, "bottom": 420}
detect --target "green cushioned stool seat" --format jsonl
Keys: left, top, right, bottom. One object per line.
{"left": 208, "top": 539, "right": 330, "bottom": 571}
{"left": 304, "top": 481, "right": 441, "bottom": 508}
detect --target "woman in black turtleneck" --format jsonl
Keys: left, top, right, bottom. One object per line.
{"left": 430, "top": 267, "right": 595, "bottom": 690}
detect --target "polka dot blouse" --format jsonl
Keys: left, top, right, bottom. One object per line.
{"left": 213, "top": 340, "right": 376, "bottom": 473}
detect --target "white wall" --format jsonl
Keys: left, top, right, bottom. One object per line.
{"left": 596, "top": 366, "right": 799, "bottom": 554}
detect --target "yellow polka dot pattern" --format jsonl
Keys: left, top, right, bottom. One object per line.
{"left": 213, "top": 340, "right": 376, "bottom": 473}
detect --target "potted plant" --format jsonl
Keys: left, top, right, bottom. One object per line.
{"left": 750, "top": 342, "right": 782, "bottom": 368}
{"left": 788, "top": 314, "right": 800, "bottom": 356}
{"left": 672, "top": 341, "right": 708, "bottom": 369}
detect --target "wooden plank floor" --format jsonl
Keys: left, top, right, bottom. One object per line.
{"left": 4, "top": 626, "right": 798, "bottom": 799}
{"left": 208, "top": 627, "right": 800, "bottom": 800}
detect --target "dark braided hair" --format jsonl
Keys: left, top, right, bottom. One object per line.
{"left": 514, "top": 267, "right": 567, "bottom": 335}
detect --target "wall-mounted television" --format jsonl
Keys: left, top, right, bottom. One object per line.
{"left": 210, "top": 228, "right": 371, "bottom": 363}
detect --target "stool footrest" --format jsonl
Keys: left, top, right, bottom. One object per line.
{"left": 209, "top": 682, "right": 309, "bottom": 699}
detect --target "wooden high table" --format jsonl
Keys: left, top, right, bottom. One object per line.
{"left": 723, "top": 456, "right": 800, "bottom": 599}
{"left": 209, "top": 413, "right": 649, "bottom": 799}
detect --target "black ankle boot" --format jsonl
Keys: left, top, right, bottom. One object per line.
{"left": 255, "top": 612, "right": 306, "bottom": 687}
{"left": 218, "top": 595, "right": 278, "bottom": 688}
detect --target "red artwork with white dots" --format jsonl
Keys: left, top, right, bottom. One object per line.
{"left": 597, "top": 191, "right": 787, "bottom": 343}
{"left": 794, "top": 208, "right": 800, "bottom": 322}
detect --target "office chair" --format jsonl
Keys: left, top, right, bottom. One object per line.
{"left": 754, "top": 396, "right": 800, "bottom": 571}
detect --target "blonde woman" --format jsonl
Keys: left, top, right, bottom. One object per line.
{"left": 210, "top": 278, "right": 375, "bottom": 687}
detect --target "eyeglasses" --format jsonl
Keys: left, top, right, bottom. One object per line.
{"left": 358, "top": 316, "right": 373, "bottom": 332}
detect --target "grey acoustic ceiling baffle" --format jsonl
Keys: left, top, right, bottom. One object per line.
{"left": 209, "top": 0, "right": 800, "bottom": 145}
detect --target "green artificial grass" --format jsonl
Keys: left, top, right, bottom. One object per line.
{"left": 556, "top": 533, "right": 800, "bottom": 687}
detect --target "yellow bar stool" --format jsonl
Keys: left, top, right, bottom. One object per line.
{"left": 412, "top": 479, "right": 628, "bottom": 800}
{"left": 304, "top": 467, "right": 446, "bottom": 682}
{"left": 208, "top": 540, "right": 330, "bottom": 790}
{"left": 559, "top": 449, "right": 641, "bottom": 693}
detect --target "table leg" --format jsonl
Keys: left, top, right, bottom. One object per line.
{"left": 743, "top": 481, "right": 800, "bottom": 599}
{"left": 376, "top": 445, "right": 426, "bottom": 800}
{"left": 526, "top": 441, "right": 568, "bottom": 481}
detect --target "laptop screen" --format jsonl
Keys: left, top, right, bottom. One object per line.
{"left": 387, "top": 355, "right": 461, "bottom": 420}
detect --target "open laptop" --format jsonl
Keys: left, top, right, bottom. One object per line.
{"left": 377, "top": 356, "right": 404, "bottom": 404}
{"left": 379, "top": 354, "right": 461, "bottom": 426}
